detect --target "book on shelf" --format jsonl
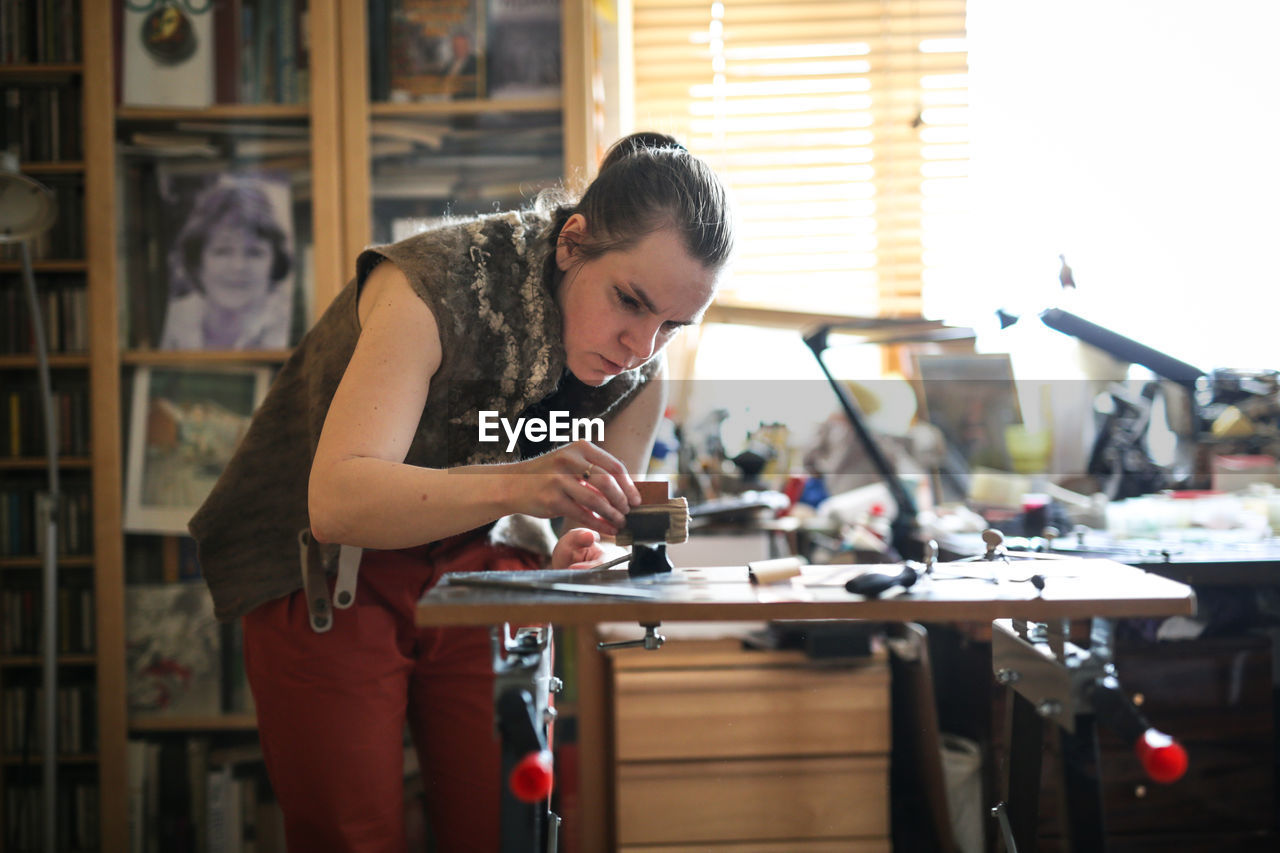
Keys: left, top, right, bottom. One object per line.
{"left": 0, "top": 274, "right": 89, "bottom": 355}
{"left": 3, "top": 771, "right": 97, "bottom": 852}
{"left": 129, "top": 736, "right": 283, "bottom": 853}
{"left": 125, "top": 582, "right": 223, "bottom": 718}
{"left": 2, "top": 681, "right": 97, "bottom": 755}
{"left": 486, "top": 0, "right": 560, "bottom": 99}
{"left": 0, "top": 79, "right": 84, "bottom": 162}
{"left": 0, "top": 0, "right": 81, "bottom": 63}
{"left": 123, "top": 365, "right": 271, "bottom": 536}
{"left": 0, "top": 377, "right": 91, "bottom": 457}
{"left": 369, "top": 118, "right": 450, "bottom": 150}
{"left": 0, "top": 483, "right": 92, "bottom": 560}
{"left": 385, "top": 0, "right": 486, "bottom": 101}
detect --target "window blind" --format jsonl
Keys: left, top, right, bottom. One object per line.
{"left": 631, "top": 0, "right": 969, "bottom": 318}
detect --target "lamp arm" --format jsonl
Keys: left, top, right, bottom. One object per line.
{"left": 802, "top": 326, "right": 920, "bottom": 560}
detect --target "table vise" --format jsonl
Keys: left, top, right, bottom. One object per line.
{"left": 492, "top": 623, "right": 561, "bottom": 853}
{"left": 991, "top": 614, "right": 1187, "bottom": 852}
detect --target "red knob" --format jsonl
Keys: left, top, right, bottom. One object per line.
{"left": 509, "top": 749, "right": 554, "bottom": 803}
{"left": 1134, "top": 729, "right": 1187, "bottom": 783}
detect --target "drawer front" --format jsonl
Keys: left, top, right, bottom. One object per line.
{"left": 622, "top": 841, "right": 891, "bottom": 852}
{"left": 616, "top": 755, "right": 890, "bottom": 844}
{"left": 614, "top": 665, "right": 890, "bottom": 760}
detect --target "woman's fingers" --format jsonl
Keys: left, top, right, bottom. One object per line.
{"left": 551, "top": 527, "right": 604, "bottom": 570}
{"left": 573, "top": 443, "right": 640, "bottom": 515}
{"left": 510, "top": 441, "right": 641, "bottom": 536}
{"left": 576, "top": 479, "right": 627, "bottom": 528}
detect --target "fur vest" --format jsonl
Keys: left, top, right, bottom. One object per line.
{"left": 189, "top": 208, "right": 660, "bottom": 621}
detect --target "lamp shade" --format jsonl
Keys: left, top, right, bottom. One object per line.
{"left": 0, "top": 152, "right": 58, "bottom": 243}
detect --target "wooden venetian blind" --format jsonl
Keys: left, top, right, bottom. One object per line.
{"left": 631, "top": 0, "right": 969, "bottom": 318}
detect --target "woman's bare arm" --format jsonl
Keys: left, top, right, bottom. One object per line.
{"left": 308, "top": 261, "right": 638, "bottom": 549}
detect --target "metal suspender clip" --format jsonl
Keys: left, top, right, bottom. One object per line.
{"left": 297, "top": 530, "right": 364, "bottom": 633}
{"left": 297, "top": 529, "right": 333, "bottom": 633}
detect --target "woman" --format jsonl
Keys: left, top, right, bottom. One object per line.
{"left": 189, "top": 132, "right": 733, "bottom": 852}
{"left": 160, "top": 179, "right": 294, "bottom": 350}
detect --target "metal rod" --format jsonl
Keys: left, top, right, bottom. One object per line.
{"left": 21, "top": 239, "right": 59, "bottom": 853}
{"left": 802, "top": 325, "right": 919, "bottom": 559}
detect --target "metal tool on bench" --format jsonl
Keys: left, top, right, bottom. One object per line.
{"left": 612, "top": 480, "right": 690, "bottom": 577}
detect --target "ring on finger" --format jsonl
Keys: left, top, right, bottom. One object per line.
{"left": 581, "top": 464, "right": 594, "bottom": 482}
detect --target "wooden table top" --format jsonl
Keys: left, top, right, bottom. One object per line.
{"left": 415, "top": 557, "right": 1196, "bottom": 627}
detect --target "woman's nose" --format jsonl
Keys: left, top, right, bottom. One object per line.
{"left": 621, "top": 321, "right": 661, "bottom": 361}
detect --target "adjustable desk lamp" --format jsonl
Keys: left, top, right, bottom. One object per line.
{"left": 802, "top": 320, "right": 974, "bottom": 561}
{"left": 0, "top": 151, "right": 62, "bottom": 852}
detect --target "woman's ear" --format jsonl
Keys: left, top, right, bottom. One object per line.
{"left": 556, "top": 213, "right": 588, "bottom": 271}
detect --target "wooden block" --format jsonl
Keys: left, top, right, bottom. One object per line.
{"left": 615, "top": 497, "right": 688, "bottom": 546}
{"left": 635, "top": 481, "right": 669, "bottom": 504}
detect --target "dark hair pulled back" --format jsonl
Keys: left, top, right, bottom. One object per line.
{"left": 550, "top": 131, "right": 733, "bottom": 271}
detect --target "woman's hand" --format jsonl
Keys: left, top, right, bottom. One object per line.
{"left": 505, "top": 440, "right": 641, "bottom": 537}
{"left": 551, "top": 528, "right": 606, "bottom": 570}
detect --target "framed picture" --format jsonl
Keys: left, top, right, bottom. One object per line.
{"left": 486, "top": 0, "right": 560, "bottom": 99}
{"left": 126, "top": 582, "right": 222, "bottom": 718}
{"left": 124, "top": 365, "right": 271, "bottom": 535}
{"left": 145, "top": 164, "right": 297, "bottom": 351}
{"left": 389, "top": 0, "right": 486, "bottom": 100}
{"left": 912, "top": 353, "right": 1023, "bottom": 472}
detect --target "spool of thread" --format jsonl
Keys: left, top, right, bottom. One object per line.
{"left": 748, "top": 556, "right": 807, "bottom": 585}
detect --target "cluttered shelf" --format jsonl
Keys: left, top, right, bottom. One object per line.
{"left": 369, "top": 96, "right": 561, "bottom": 116}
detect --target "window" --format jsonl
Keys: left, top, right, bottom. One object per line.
{"left": 631, "top": 0, "right": 969, "bottom": 320}
{"left": 959, "top": 0, "right": 1280, "bottom": 373}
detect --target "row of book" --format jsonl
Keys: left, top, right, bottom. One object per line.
{"left": 3, "top": 383, "right": 92, "bottom": 458}
{"left": 0, "top": 0, "right": 80, "bottom": 65}
{"left": 219, "top": 0, "right": 310, "bottom": 106}
{"left": 127, "top": 738, "right": 284, "bottom": 853}
{"left": 0, "top": 485, "right": 94, "bottom": 558}
{"left": 0, "top": 174, "right": 85, "bottom": 261}
{"left": 2, "top": 682, "right": 97, "bottom": 755}
{"left": 0, "top": 81, "right": 83, "bottom": 162}
{"left": 1, "top": 582, "right": 95, "bottom": 655}
{"left": 3, "top": 774, "right": 99, "bottom": 853}
{"left": 0, "top": 276, "right": 89, "bottom": 355}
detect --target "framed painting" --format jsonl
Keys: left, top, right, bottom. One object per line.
{"left": 124, "top": 365, "right": 271, "bottom": 534}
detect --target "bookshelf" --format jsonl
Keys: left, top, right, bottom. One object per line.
{"left": 0, "top": 0, "right": 96, "bottom": 846}
{"left": 1, "top": 1, "right": 604, "bottom": 850}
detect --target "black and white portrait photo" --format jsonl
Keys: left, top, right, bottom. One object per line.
{"left": 155, "top": 168, "right": 296, "bottom": 351}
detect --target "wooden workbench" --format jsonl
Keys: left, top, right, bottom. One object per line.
{"left": 416, "top": 558, "right": 1196, "bottom": 850}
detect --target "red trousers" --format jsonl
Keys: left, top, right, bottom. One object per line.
{"left": 242, "top": 534, "right": 541, "bottom": 853}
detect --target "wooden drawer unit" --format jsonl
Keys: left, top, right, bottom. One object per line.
{"left": 608, "top": 640, "right": 891, "bottom": 849}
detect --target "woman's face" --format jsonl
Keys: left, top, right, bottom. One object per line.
{"left": 197, "top": 222, "right": 275, "bottom": 312}
{"left": 556, "top": 215, "right": 718, "bottom": 386}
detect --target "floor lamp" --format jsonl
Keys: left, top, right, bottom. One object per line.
{"left": 0, "top": 150, "right": 62, "bottom": 852}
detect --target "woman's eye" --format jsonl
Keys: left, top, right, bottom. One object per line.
{"left": 615, "top": 289, "right": 642, "bottom": 311}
